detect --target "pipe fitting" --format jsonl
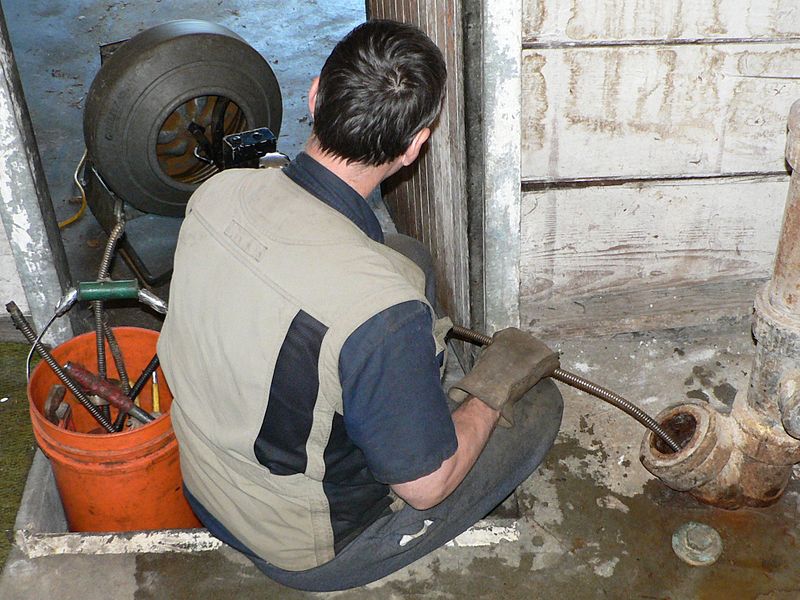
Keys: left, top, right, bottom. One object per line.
{"left": 641, "top": 397, "right": 800, "bottom": 509}
{"left": 640, "top": 402, "right": 731, "bottom": 495}
{"left": 732, "top": 392, "right": 800, "bottom": 467}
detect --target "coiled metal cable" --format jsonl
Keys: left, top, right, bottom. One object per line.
{"left": 448, "top": 325, "right": 681, "bottom": 452}
{"left": 93, "top": 220, "right": 126, "bottom": 384}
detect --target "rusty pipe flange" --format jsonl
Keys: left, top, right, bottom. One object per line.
{"left": 729, "top": 456, "right": 793, "bottom": 508}
{"left": 778, "top": 373, "right": 800, "bottom": 439}
{"left": 640, "top": 402, "right": 732, "bottom": 492}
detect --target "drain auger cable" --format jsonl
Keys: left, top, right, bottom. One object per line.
{"left": 6, "top": 301, "right": 116, "bottom": 433}
{"left": 447, "top": 325, "right": 681, "bottom": 452}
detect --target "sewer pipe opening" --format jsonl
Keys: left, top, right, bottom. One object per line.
{"left": 652, "top": 412, "right": 697, "bottom": 455}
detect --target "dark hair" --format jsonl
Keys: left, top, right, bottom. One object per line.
{"left": 312, "top": 20, "right": 446, "bottom": 166}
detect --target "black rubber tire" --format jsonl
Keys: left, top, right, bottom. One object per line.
{"left": 84, "top": 20, "right": 282, "bottom": 216}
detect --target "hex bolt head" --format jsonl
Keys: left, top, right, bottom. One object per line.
{"left": 672, "top": 522, "right": 723, "bottom": 566}
{"left": 685, "top": 526, "right": 714, "bottom": 552}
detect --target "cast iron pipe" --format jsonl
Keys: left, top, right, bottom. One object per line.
{"left": 447, "top": 325, "right": 681, "bottom": 452}
{"left": 6, "top": 301, "right": 115, "bottom": 432}
{"left": 640, "top": 99, "right": 800, "bottom": 509}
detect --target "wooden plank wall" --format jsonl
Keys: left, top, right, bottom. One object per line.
{"left": 366, "top": 0, "right": 470, "bottom": 328}
{"left": 519, "top": 0, "right": 800, "bottom": 336}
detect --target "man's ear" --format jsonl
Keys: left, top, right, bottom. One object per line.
{"left": 308, "top": 77, "right": 320, "bottom": 117}
{"left": 401, "top": 127, "right": 431, "bottom": 167}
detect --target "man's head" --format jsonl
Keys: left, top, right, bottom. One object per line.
{"left": 309, "top": 20, "right": 446, "bottom": 168}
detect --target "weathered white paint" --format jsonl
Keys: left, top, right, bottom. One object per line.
{"left": 510, "top": 2, "right": 800, "bottom": 335}
{"left": 15, "top": 529, "right": 222, "bottom": 559}
{"left": 483, "top": 0, "right": 523, "bottom": 331}
{"left": 445, "top": 520, "right": 520, "bottom": 547}
{"left": 521, "top": 43, "right": 800, "bottom": 180}
{"left": 398, "top": 519, "right": 519, "bottom": 549}
{"left": 0, "top": 14, "right": 70, "bottom": 344}
{"left": 521, "top": 177, "right": 786, "bottom": 297}
{"left": 596, "top": 495, "right": 630, "bottom": 514}
{"left": 0, "top": 223, "right": 28, "bottom": 313}
{"left": 592, "top": 556, "right": 620, "bottom": 578}
{"left": 519, "top": 176, "right": 787, "bottom": 335}
{"left": 523, "top": 0, "right": 800, "bottom": 42}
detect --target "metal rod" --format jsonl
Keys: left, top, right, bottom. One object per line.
{"left": 93, "top": 220, "right": 127, "bottom": 426}
{"left": 6, "top": 301, "right": 115, "bottom": 432}
{"left": 114, "top": 354, "right": 159, "bottom": 431}
{"left": 130, "top": 354, "right": 159, "bottom": 403}
{"left": 93, "top": 300, "right": 109, "bottom": 422}
{"left": 448, "top": 325, "right": 682, "bottom": 452}
{"left": 79, "top": 279, "right": 139, "bottom": 301}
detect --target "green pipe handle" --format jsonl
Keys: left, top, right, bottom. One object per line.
{"left": 77, "top": 279, "right": 139, "bottom": 302}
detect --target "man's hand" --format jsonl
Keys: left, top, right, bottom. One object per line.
{"left": 449, "top": 328, "right": 559, "bottom": 426}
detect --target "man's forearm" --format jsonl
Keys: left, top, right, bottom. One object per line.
{"left": 391, "top": 397, "right": 499, "bottom": 510}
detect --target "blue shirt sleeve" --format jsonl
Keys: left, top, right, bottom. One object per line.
{"left": 339, "top": 300, "right": 458, "bottom": 485}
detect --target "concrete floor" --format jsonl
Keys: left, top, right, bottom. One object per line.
{"left": 3, "top": 1, "right": 800, "bottom": 599}
{"left": 4, "top": 318, "right": 800, "bottom": 598}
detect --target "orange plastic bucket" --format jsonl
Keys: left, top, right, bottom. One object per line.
{"left": 27, "top": 327, "right": 200, "bottom": 532}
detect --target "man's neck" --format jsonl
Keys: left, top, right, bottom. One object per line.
{"left": 304, "top": 137, "right": 395, "bottom": 199}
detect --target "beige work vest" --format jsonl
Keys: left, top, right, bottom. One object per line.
{"left": 158, "top": 168, "right": 446, "bottom": 570}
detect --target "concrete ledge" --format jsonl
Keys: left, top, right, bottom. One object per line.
{"left": 13, "top": 450, "right": 518, "bottom": 560}
{"left": 13, "top": 450, "right": 66, "bottom": 534}
{"left": 15, "top": 529, "right": 221, "bottom": 559}
{"left": 12, "top": 449, "right": 219, "bottom": 559}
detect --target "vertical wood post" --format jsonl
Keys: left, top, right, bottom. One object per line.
{"left": 366, "top": 0, "right": 471, "bottom": 333}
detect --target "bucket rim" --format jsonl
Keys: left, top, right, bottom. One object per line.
{"left": 27, "top": 326, "right": 170, "bottom": 441}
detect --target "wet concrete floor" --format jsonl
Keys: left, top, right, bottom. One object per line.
{"left": 4, "top": 317, "right": 800, "bottom": 598}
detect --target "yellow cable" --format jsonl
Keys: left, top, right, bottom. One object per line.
{"left": 58, "top": 150, "right": 88, "bottom": 229}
